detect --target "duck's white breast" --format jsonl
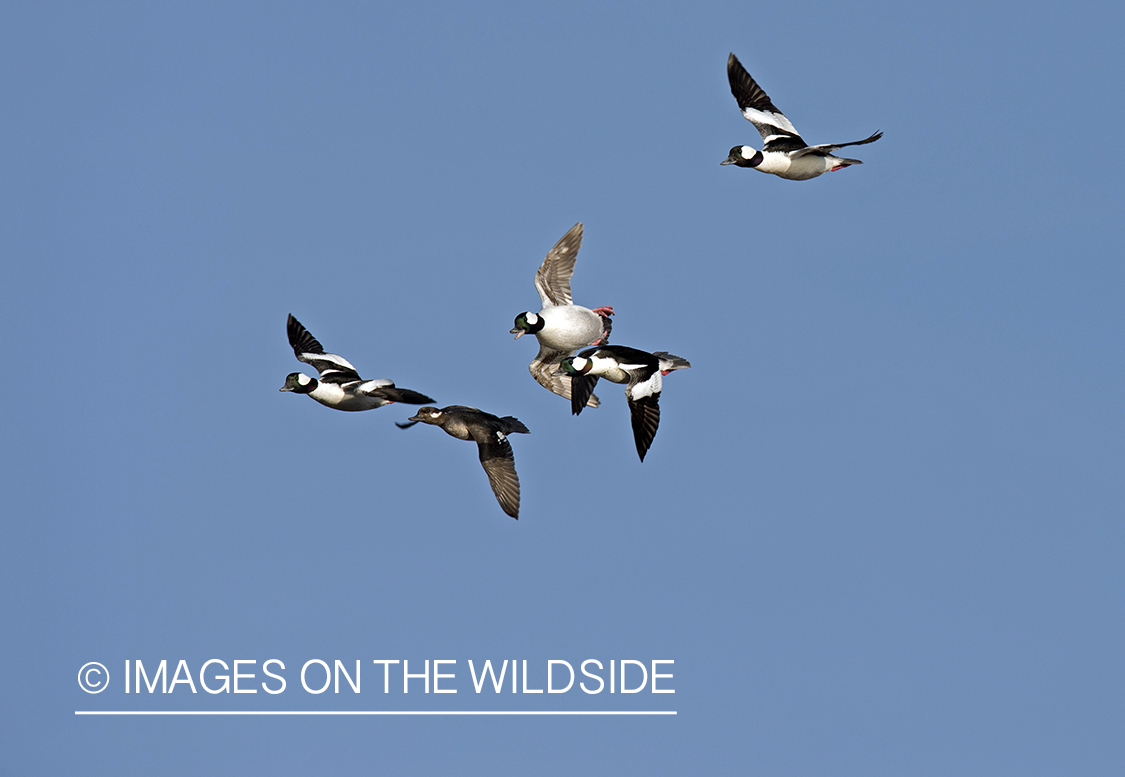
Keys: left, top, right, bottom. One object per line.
{"left": 537, "top": 305, "right": 604, "bottom": 351}
{"left": 762, "top": 152, "right": 831, "bottom": 180}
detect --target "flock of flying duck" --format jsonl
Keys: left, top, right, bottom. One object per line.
{"left": 280, "top": 53, "right": 882, "bottom": 519}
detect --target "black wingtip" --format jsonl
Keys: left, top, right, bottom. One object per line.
{"left": 727, "top": 52, "right": 745, "bottom": 78}
{"left": 286, "top": 313, "right": 325, "bottom": 355}
{"left": 499, "top": 416, "right": 531, "bottom": 435}
{"left": 384, "top": 388, "right": 436, "bottom": 405}
{"left": 498, "top": 492, "right": 521, "bottom": 519}
{"left": 571, "top": 391, "right": 585, "bottom": 416}
{"left": 570, "top": 374, "right": 599, "bottom": 416}
{"left": 629, "top": 395, "right": 660, "bottom": 463}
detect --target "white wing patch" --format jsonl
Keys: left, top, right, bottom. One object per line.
{"left": 302, "top": 351, "right": 358, "bottom": 372}
{"left": 742, "top": 106, "right": 800, "bottom": 138}
{"left": 628, "top": 371, "right": 663, "bottom": 401}
{"left": 355, "top": 378, "right": 394, "bottom": 394}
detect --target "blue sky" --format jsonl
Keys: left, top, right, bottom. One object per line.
{"left": 3, "top": 0, "right": 1123, "bottom": 774}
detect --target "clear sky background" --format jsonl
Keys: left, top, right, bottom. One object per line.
{"left": 3, "top": 0, "right": 1123, "bottom": 774}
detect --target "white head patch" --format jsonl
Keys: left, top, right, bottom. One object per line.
{"left": 297, "top": 373, "right": 313, "bottom": 386}
{"left": 525, "top": 312, "right": 539, "bottom": 326}
{"left": 741, "top": 146, "right": 757, "bottom": 159}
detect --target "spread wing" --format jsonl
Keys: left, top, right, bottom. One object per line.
{"left": 533, "top": 223, "right": 583, "bottom": 307}
{"left": 287, "top": 314, "right": 362, "bottom": 384}
{"left": 530, "top": 343, "right": 599, "bottom": 408}
{"left": 570, "top": 374, "right": 600, "bottom": 416}
{"left": 624, "top": 368, "right": 664, "bottom": 462}
{"left": 475, "top": 432, "right": 521, "bottom": 519}
{"left": 626, "top": 394, "right": 661, "bottom": 462}
{"left": 727, "top": 53, "right": 806, "bottom": 148}
{"left": 790, "top": 131, "right": 883, "bottom": 158}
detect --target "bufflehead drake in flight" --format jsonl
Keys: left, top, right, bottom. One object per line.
{"left": 397, "top": 406, "right": 530, "bottom": 519}
{"left": 280, "top": 313, "right": 435, "bottom": 411}
{"left": 558, "top": 346, "right": 690, "bottom": 462}
{"left": 722, "top": 53, "right": 882, "bottom": 180}
{"left": 511, "top": 222, "right": 614, "bottom": 408}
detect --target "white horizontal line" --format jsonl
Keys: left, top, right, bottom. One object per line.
{"left": 75, "top": 710, "right": 676, "bottom": 716}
